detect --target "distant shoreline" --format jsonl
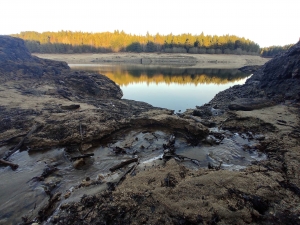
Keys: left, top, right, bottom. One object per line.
{"left": 33, "top": 53, "right": 270, "bottom": 69}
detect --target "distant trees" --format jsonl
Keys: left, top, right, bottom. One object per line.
{"left": 260, "top": 44, "right": 293, "bottom": 57}
{"left": 126, "top": 42, "right": 143, "bottom": 52}
{"left": 12, "top": 31, "right": 261, "bottom": 55}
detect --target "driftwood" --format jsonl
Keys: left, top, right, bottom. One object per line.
{"left": 61, "top": 104, "right": 80, "bottom": 110}
{"left": 28, "top": 165, "right": 58, "bottom": 183}
{"left": 108, "top": 161, "right": 139, "bottom": 190}
{"left": 70, "top": 153, "right": 94, "bottom": 161}
{"left": 165, "top": 153, "right": 201, "bottom": 166}
{"left": 38, "top": 192, "right": 61, "bottom": 222}
{"left": 3, "top": 124, "right": 40, "bottom": 160}
{"left": 116, "top": 164, "right": 137, "bottom": 186}
{"left": 0, "top": 159, "right": 19, "bottom": 170}
{"left": 0, "top": 133, "right": 26, "bottom": 146}
{"left": 208, "top": 161, "right": 222, "bottom": 170}
{"left": 79, "top": 123, "right": 83, "bottom": 140}
{"left": 109, "top": 158, "right": 138, "bottom": 172}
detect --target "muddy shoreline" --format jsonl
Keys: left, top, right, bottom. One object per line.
{"left": 0, "top": 36, "right": 300, "bottom": 224}
{"left": 33, "top": 53, "right": 270, "bottom": 69}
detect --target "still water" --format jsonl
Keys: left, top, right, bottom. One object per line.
{"left": 70, "top": 64, "right": 251, "bottom": 112}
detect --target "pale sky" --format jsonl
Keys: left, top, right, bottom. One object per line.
{"left": 1, "top": 0, "right": 298, "bottom": 47}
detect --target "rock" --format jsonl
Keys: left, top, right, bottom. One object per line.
{"left": 73, "top": 158, "right": 85, "bottom": 169}
{"left": 254, "top": 134, "right": 265, "bottom": 141}
{"left": 193, "top": 108, "right": 212, "bottom": 117}
{"left": 64, "top": 191, "right": 71, "bottom": 199}
{"left": 200, "top": 120, "right": 216, "bottom": 128}
{"left": 200, "top": 41, "right": 300, "bottom": 111}
{"left": 239, "top": 65, "right": 261, "bottom": 73}
{"left": 211, "top": 108, "right": 224, "bottom": 116}
{"left": 228, "top": 98, "right": 276, "bottom": 111}
{"left": 205, "top": 135, "right": 221, "bottom": 145}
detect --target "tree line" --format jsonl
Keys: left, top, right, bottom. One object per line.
{"left": 260, "top": 44, "right": 294, "bottom": 57}
{"left": 12, "top": 31, "right": 260, "bottom": 55}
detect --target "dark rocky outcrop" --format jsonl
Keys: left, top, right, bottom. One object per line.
{"left": 228, "top": 98, "right": 276, "bottom": 111}
{"left": 239, "top": 65, "right": 262, "bottom": 73}
{"left": 249, "top": 41, "right": 300, "bottom": 99}
{"left": 0, "top": 35, "right": 33, "bottom": 62}
{"left": 202, "top": 41, "right": 300, "bottom": 111}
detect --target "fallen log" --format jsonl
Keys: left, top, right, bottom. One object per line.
{"left": 38, "top": 192, "right": 61, "bottom": 222}
{"left": 107, "top": 164, "right": 137, "bottom": 191}
{"left": 116, "top": 163, "right": 137, "bottom": 186}
{"left": 61, "top": 104, "right": 80, "bottom": 110}
{"left": 0, "top": 159, "right": 19, "bottom": 170}
{"left": 109, "top": 158, "right": 138, "bottom": 172}
{"left": 3, "top": 124, "right": 40, "bottom": 160}
{"left": 164, "top": 153, "right": 201, "bottom": 166}
{"left": 0, "top": 133, "right": 26, "bottom": 145}
{"left": 70, "top": 153, "right": 94, "bottom": 161}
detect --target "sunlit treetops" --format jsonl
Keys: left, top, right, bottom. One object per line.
{"left": 12, "top": 31, "right": 260, "bottom": 55}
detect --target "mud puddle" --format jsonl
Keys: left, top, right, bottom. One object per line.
{"left": 0, "top": 128, "right": 266, "bottom": 224}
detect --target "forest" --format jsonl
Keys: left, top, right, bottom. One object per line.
{"left": 12, "top": 31, "right": 260, "bottom": 55}
{"left": 260, "top": 44, "right": 294, "bottom": 57}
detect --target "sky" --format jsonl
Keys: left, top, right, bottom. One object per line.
{"left": 1, "top": 0, "right": 298, "bottom": 47}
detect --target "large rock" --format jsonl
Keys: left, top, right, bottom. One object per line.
{"left": 200, "top": 41, "right": 300, "bottom": 112}
{"left": 0, "top": 35, "right": 33, "bottom": 62}
{"left": 228, "top": 98, "right": 276, "bottom": 111}
{"left": 248, "top": 41, "right": 300, "bottom": 100}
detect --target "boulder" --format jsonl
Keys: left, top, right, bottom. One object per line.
{"left": 228, "top": 98, "right": 276, "bottom": 111}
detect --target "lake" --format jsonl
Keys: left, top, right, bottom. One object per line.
{"left": 70, "top": 64, "right": 251, "bottom": 112}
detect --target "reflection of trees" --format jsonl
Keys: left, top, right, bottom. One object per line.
{"left": 73, "top": 66, "right": 250, "bottom": 86}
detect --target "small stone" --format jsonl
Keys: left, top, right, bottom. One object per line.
{"left": 64, "top": 191, "right": 71, "bottom": 199}
{"left": 73, "top": 158, "right": 85, "bottom": 169}
{"left": 97, "top": 174, "right": 105, "bottom": 181}
{"left": 254, "top": 134, "right": 265, "bottom": 141}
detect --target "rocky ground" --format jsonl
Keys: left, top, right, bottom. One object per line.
{"left": 0, "top": 36, "right": 300, "bottom": 225}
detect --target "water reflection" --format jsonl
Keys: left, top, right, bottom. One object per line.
{"left": 70, "top": 64, "right": 249, "bottom": 86}
{"left": 70, "top": 64, "right": 250, "bottom": 112}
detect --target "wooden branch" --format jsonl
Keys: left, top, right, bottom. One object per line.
{"left": 70, "top": 153, "right": 94, "bottom": 161}
{"left": 79, "top": 123, "right": 83, "bottom": 140}
{"left": 0, "top": 133, "right": 26, "bottom": 144}
{"left": 109, "top": 158, "right": 138, "bottom": 172}
{"left": 3, "top": 124, "right": 40, "bottom": 160}
{"left": 38, "top": 192, "right": 61, "bottom": 222}
{"left": 0, "top": 159, "right": 19, "bottom": 170}
{"left": 116, "top": 163, "right": 137, "bottom": 186}
{"left": 163, "top": 149, "right": 202, "bottom": 167}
